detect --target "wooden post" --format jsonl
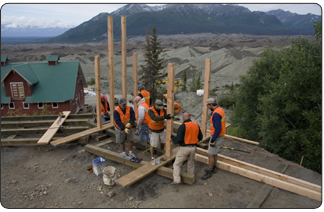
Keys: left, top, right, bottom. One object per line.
{"left": 121, "top": 16, "right": 127, "bottom": 100}
{"left": 133, "top": 52, "right": 138, "bottom": 112}
{"left": 108, "top": 16, "right": 115, "bottom": 123}
{"left": 165, "top": 63, "right": 175, "bottom": 157}
{"left": 201, "top": 59, "right": 211, "bottom": 138}
{"left": 95, "top": 56, "right": 102, "bottom": 129}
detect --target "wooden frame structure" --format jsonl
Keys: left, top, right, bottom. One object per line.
{"left": 201, "top": 59, "right": 211, "bottom": 138}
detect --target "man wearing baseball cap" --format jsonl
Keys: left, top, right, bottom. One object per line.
{"left": 201, "top": 98, "right": 226, "bottom": 180}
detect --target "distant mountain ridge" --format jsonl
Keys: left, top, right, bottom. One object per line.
{"left": 2, "top": 4, "right": 320, "bottom": 42}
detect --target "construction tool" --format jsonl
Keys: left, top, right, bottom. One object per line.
{"left": 56, "top": 112, "right": 66, "bottom": 125}
{"left": 221, "top": 145, "right": 251, "bottom": 154}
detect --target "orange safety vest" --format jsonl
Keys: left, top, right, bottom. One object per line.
{"left": 141, "top": 90, "right": 151, "bottom": 106}
{"left": 148, "top": 106, "right": 165, "bottom": 131}
{"left": 184, "top": 121, "right": 199, "bottom": 145}
{"left": 101, "top": 101, "right": 109, "bottom": 114}
{"left": 174, "top": 102, "right": 181, "bottom": 114}
{"left": 136, "top": 101, "right": 151, "bottom": 124}
{"left": 114, "top": 105, "right": 131, "bottom": 130}
{"left": 210, "top": 107, "right": 226, "bottom": 136}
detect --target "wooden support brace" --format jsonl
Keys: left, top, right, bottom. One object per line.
{"left": 108, "top": 15, "right": 115, "bottom": 122}
{"left": 165, "top": 63, "right": 175, "bottom": 157}
{"left": 37, "top": 111, "right": 71, "bottom": 145}
{"left": 0, "top": 113, "right": 93, "bottom": 122}
{"left": 121, "top": 16, "right": 127, "bottom": 100}
{"left": 95, "top": 55, "right": 102, "bottom": 129}
{"left": 133, "top": 53, "right": 138, "bottom": 112}
{"left": 201, "top": 59, "right": 211, "bottom": 138}
{"left": 85, "top": 145, "right": 194, "bottom": 184}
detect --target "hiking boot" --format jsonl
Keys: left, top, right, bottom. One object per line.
{"left": 129, "top": 151, "right": 137, "bottom": 158}
{"left": 212, "top": 165, "right": 218, "bottom": 173}
{"left": 201, "top": 168, "right": 213, "bottom": 180}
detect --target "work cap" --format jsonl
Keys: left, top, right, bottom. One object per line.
{"left": 155, "top": 99, "right": 163, "bottom": 107}
{"left": 138, "top": 84, "right": 143, "bottom": 89}
{"left": 134, "top": 96, "right": 141, "bottom": 103}
{"left": 205, "top": 98, "right": 217, "bottom": 105}
{"left": 101, "top": 95, "right": 107, "bottom": 100}
{"left": 119, "top": 98, "right": 127, "bottom": 105}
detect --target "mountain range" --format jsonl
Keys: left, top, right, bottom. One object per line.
{"left": 2, "top": 4, "right": 321, "bottom": 43}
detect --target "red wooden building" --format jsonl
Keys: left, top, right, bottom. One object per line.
{"left": 1, "top": 56, "right": 87, "bottom": 116}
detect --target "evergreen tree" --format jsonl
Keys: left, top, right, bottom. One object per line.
{"left": 189, "top": 74, "right": 197, "bottom": 92}
{"left": 181, "top": 70, "right": 187, "bottom": 92}
{"left": 195, "top": 74, "right": 203, "bottom": 90}
{"left": 139, "top": 26, "right": 166, "bottom": 103}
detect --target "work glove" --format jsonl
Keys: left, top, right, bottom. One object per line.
{"left": 125, "top": 123, "right": 131, "bottom": 129}
{"left": 210, "top": 138, "right": 216, "bottom": 146}
{"left": 124, "top": 128, "right": 130, "bottom": 134}
{"left": 164, "top": 114, "right": 172, "bottom": 120}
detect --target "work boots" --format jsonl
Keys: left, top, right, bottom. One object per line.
{"left": 212, "top": 165, "right": 218, "bottom": 173}
{"left": 201, "top": 168, "right": 213, "bottom": 180}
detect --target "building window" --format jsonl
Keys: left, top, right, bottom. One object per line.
{"left": 9, "top": 102, "right": 15, "bottom": 109}
{"left": 1, "top": 103, "right": 3, "bottom": 109}
{"left": 10, "top": 82, "right": 25, "bottom": 98}
{"left": 38, "top": 102, "right": 44, "bottom": 109}
{"left": 52, "top": 102, "right": 58, "bottom": 108}
{"left": 23, "top": 102, "right": 29, "bottom": 109}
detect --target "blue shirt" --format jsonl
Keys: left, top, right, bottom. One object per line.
{"left": 211, "top": 107, "right": 222, "bottom": 140}
{"left": 113, "top": 106, "right": 136, "bottom": 130}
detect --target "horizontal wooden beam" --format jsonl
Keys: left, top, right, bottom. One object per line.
{"left": 1, "top": 126, "right": 89, "bottom": 136}
{"left": 0, "top": 113, "right": 94, "bottom": 121}
{"left": 50, "top": 123, "right": 114, "bottom": 146}
{"left": 1, "top": 119, "right": 90, "bottom": 128}
{"left": 1, "top": 137, "right": 64, "bottom": 146}
{"left": 85, "top": 145, "right": 194, "bottom": 185}
{"left": 224, "top": 134, "right": 259, "bottom": 145}
{"left": 194, "top": 152, "right": 321, "bottom": 201}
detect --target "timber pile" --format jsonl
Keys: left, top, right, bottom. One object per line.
{"left": 1, "top": 113, "right": 93, "bottom": 146}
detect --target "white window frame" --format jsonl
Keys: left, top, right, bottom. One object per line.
{"left": 38, "top": 102, "right": 44, "bottom": 109}
{"left": 23, "top": 102, "right": 29, "bottom": 109}
{"left": 10, "top": 82, "right": 25, "bottom": 98}
{"left": 9, "top": 102, "right": 15, "bottom": 109}
{"left": 52, "top": 102, "right": 58, "bottom": 108}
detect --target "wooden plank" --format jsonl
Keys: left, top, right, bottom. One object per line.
{"left": 116, "top": 147, "right": 180, "bottom": 187}
{"left": 85, "top": 145, "right": 194, "bottom": 184}
{"left": 195, "top": 147, "right": 321, "bottom": 193}
{"left": 37, "top": 111, "right": 71, "bottom": 144}
{"left": 1, "top": 119, "right": 89, "bottom": 128}
{"left": 50, "top": 123, "right": 114, "bottom": 146}
{"left": 108, "top": 15, "right": 115, "bottom": 123}
{"left": 201, "top": 59, "right": 211, "bottom": 138}
{"left": 246, "top": 163, "right": 289, "bottom": 208}
{"left": 1, "top": 126, "right": 88, "bottom": 136}
{"left": 94, "top": 55, "right": 102, "bottom": 129}
{"left": 78, "top": 138, "right": 113, "bottom": 154}
{"left": 121, "top": 16, "right": 127, "bottom": 100}
{"left": 225, "top": 134, "right": 259, "bottom": 145}
{"left": 6, "top": 135, "right": 17, "bottom": 139}
{"left": 1, "top": 137, "right": 64, "bottom": 146}
{"left": 133, "top": 52, "right": 138, "bottom": 113}
{"left": 0, "top": 113, "right": 93, "bottom": 121}
{"left": 165, "top": 63, "right": 175, "bottom": 157}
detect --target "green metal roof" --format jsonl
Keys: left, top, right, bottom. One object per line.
{"left": 1, "top": 61, "right": 83, "bottom": 103}
{"left": 1, "top": 56, "right": 8, "bottom": 63}
{"left": 46, "top": 55, "right": 59, "bottom": 61}
{"left": 1, "top": 64, "right": 39, "bottom": 85}
{"left": 1, "top": 84, "right": 11, "bottom": 103}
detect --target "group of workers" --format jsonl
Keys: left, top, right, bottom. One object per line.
{"left": 97, "top": 84, "right": 226, "bottom": 184}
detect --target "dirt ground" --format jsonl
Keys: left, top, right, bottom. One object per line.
{"left": 1, "top": 34, "right": 322, "bottom": 209}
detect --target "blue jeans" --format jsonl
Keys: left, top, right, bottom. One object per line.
{"left": 139, "top": 123, "right": 150, "bottom": 143}
{"left": 101, "top": 113, "right": 110, "bottom": 123}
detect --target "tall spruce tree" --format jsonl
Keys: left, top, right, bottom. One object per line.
{"left": 181, "top": 70, "right": 187, "bottom": 92}
{"left": 139, "top": 26, "right": 166, "bottom": 103}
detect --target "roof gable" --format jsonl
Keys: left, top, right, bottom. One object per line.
{"left": 1, "top": 64, "right": 39, "bottom": 85}
{"left": 46, "top": 55, "right": 59, "bottom": 61}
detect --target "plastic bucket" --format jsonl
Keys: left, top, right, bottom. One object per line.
{"left": 103, "top": 166, "right": 116, "bottom": 187}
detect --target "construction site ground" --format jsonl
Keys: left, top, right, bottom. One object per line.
{"left": 1, "top": 131, "right": 321, "bottom": 209}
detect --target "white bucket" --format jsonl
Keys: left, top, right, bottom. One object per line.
{"left": 103, "top": 166, "right": 116, "bottom": 187}
{"left": 196, "top": 89, "right": 204, "bottom": 96}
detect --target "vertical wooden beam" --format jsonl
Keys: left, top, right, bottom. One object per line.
{"left": 201, "top": 59, "right": 211, "bottom": 138}
{"left": 165, "top": 63, "right": 175, "bottom": 157}
{"left": 95, "top": 56, "right": 102, "bottom": 129}
{"left": 108, "top": 16, "right": 115, "bottom": 123}
{"left": 121, "top": 16, "right": 127, "bottom": 100}
{"left": 133, "top": 52, "right": 138, "bottom": 112}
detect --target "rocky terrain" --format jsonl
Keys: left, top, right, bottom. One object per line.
{"left": 1, "top": 33, "right": 321, "bottom": 209}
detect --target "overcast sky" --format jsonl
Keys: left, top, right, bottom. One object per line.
{"left": 1, "top": 0, "right": 322, "bottom": 29}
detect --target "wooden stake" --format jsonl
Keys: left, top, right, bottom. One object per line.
{"left": 121, "top": 16, "right": 127, "bottom": 100}
{"left": 201, "top": 59, "right": 211, "bottom": 138}
{"left": 95, "top": 56, "right": 102, "bottom": 129}
{"left": 166, "top": 63, "right": 175, "bottom": 157}
{"left": 133, "top": 52, "right": 138, "bottom": 112}
{"left": 300, "top": 155, "right": 304, "bottom": 166}
{"left": 108, "top": 16, "right": 115, "bottom": 123}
